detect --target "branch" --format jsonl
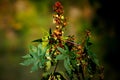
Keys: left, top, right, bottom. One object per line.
{"left": 66, "top": 40, "right": 81, "bottom": 46}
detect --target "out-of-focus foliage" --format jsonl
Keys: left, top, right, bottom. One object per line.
{"left": 0, "top": 0, "right": 119, "bottom": 80}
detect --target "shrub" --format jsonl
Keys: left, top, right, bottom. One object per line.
{"left": 20, "top": 1, "right": 104, "bottom": 80}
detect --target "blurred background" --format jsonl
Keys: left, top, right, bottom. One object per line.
{"left": 0, "top": 0, "right": 119, "bottom": 80}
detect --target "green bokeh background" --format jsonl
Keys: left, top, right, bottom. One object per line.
{"left": 0, "top": 0, "right": 119, "bottom": 80}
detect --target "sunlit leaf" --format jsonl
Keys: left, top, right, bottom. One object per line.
{"left": 45, "top": 61, "right": 51, "bottom": 71}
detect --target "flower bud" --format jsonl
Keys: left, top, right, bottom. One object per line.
{"left": 53, "top": 19, "right": 56, "bottom": 24}
{"left": 61, "top": 16, "right": 64, "bottom": 19}
{"left": 55, "top": 15, "right": 58, "bottom": 17}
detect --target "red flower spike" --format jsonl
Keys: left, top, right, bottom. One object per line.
{"left": 55, "top": 1, "right": 61, "bottom": 7}
{"left": 53, "top": 1, "right": 64, "bottom": 15}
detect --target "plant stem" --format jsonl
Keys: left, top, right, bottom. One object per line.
{"left": 76, "top": 71, "right": 81, "bottom": 80}
{"left": 80, "top": 62, "right": 85, "bottom": 80}
{"left": 54, "top": 60, "right": 59, "bottom": 73}
{"left": 81, "top": 69, "right": 85, "bottom": 80}
{"left": 76, "top": 65, "right": 81, "bottom": 80}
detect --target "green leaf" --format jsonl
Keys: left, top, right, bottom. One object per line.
{"left": 85, "top": 36, "right": 100, "bottom": 66}
{"left": 38, "top": 44, "right": 42, "bottom": 56}
{"left": 29, "top": 45, "right": 37, "bottom": 53}
{"left": 88, "top": 51, "right": 99, "bottom": 66}
{"left": 22, "top": 54, "right": 32, "bottom": 58}
{"left": 38, "top": 43, "right": 49, "bottom": 58}
{"left": 70, "top": 59, "right": 77, "bottom": 68}
{"left": 31, "top": 60, "right": 39, "bottom": 72}
{"left": 64, "top": 45, "right": 70, "bottom": 54}
{"left": 21, "top": 43, "right": 49, "bottom": 72}
{"left": 37, "top": 44, "right": 49, "bottom": 69}
{"left": 64, "top": 58, "right": 71, "bottom": 74}
{"left": 20, "top": 45, "right": 37, "bottom": 67}
{"left": 87, "top": 42, "right": 92, "bottom": 46}
{"left": 85, "top": 36, "right": 92, "bottom": 47}
{"left": 32, "top": 39, "right": 42, "bottom": 43}
{"left": 39, "top": 59, "right": 46, "bottom": 68}
{"left": 57, "top": 47, "right": 66, "bottom": 54}
{"left": 30, "top": 52, "right": 37, "bottom": 60}
{"left": 64, "top": 45, "right": 69, "bottom": 51}
{"left": 42, "top": 45, "right": 49, "bottom": 54}
{"left": 45, "top": 61, "right": 51, "bottom": 71}
{"left": 39, "top": 62, "right": 43, "bottom": 68}
{"left": 94, "top": 58, "right": 99, "bottom": 66}
{"left": 56, "top": 54, "right": 66, "bottom": 60}
{"left": 20, "top": 59, "right": 34, "bottom": 66}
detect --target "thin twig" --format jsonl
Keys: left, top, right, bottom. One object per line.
{"left": 66, "top": 40, "right": 81, "bottom": 46}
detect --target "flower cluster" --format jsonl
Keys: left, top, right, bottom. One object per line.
{"left": 53, "top": 1, "right": 64, "bottom": 15}
{"left": 50, "top": 1, "right": 67, "bottom": 49}
{"left": 53, "top": 1, "right": 67, "bottom": 28}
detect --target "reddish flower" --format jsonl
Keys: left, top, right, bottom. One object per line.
{"left": 55, "top": 1, "right": 61, "bottom": 7}
{"left": 53, "top": 1, "right": 64, "bottom": 14}
{"left": 63, "top": 22, "right": 67, "bottom": 26}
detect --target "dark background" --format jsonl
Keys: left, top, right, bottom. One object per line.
{"left": 95, "top": 0, "right": 120, "bottom": 80}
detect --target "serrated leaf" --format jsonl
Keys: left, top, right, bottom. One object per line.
{"left": 29, "top": 52, "right": 37, "bottom": 60}
{"left": 29, "top": 45, "right": 37, "bottom": 53}
{"left": 21, "top": 43, "right": 49, "bottom": 72}
{"left": 20, "top": 59, "right": 34, "bottom": 66}
{"left": 37, "top": 44, "right": 49, "bottom": 69}
{"left": 32, "top": 39, "right": 42, "bottom": 43}
{"left": 22, "top": 54, "right": 31, "bottom": 58}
